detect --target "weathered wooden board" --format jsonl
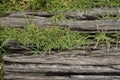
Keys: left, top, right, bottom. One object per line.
{"left": 71, "top": 75, "right": 120, "bottom": 80}
{"left": 3, "top": 48, "right": 120, "bottom": 66}
{"left": 1, "top": 8, "right": 120, "bottom": 33}
{"left": 67, "top": 8, "right": 120, "bottom": 20}
{"left": 4, "top": 75, "right": 72, "bottom": 80}
{"left": 6, "top": 41, "right": 120, "bottom": 55}
{"left": 1, "top": 17, "right": 120, "bottom": 32}
{"left": 4, "top": 62, "right": 120, "bottom": 73}
{"left": 5, "top": 8, "right": 120, "bottom": 20}
{"left": 4, "top": 75, "right": 120, "bottom": 80}
{"left": 3, "top": 46, "right": 120, "bottom": 80}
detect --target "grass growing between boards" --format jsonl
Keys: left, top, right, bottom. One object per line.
{"left": 0, "top": 25, "right": 120, "bottom": 54}
{"left": 0, "top": 25, "right": 89, "bottom": 54}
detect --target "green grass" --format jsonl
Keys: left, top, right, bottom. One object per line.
{"left": 2, "top": 0, "right": 120, "bottom": 11}
{"left": 0, "top": 0, "right": 120, "bottom": 14}
{"left": 0, "top": 25, "right": 120, "bottom": 54}
{"left": 1, "top": 25, "right": 88, "bottom": 53}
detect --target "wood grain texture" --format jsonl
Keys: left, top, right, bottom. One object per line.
{"left": 1, "top": 8, "right": 120, "bottom": 33}
{"left": 4, "top": 75, "right": 120, "bottom": 80}
{"left": 1, "top": 17, "right": 120, "bottom": 32}
{"left": 3, "top": 46, "right": 120, "bottom": 80}
{"left": 5, "top": 8, "right": 120, "bottom": 20}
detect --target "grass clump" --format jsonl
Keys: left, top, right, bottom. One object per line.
{"left": 94, "top": 30, "right": 111, "bottom": 49}
{"left": 0, "top": 25, "right": 120, "bottom": 54}
{"left": 0, "top": 25, "right": 88, "bottom": 53}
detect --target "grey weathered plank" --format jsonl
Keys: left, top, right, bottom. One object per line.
{"left": 7, "top": 40, "right": 120, "bottom": 49}
{"left": 1, "top": 8, "right": 120, "bottom": 33}
{"left": 6, "top": 8, "right": 120, "bottom": 20}
{"left": 4, "top": 47, "right": 120, "bottom": 80}
{"left": 3, "top": 47, "right": 120, "bottom": 76}
{"left": 71, "top": 75, "right": 120, "bottom": 80}
{"left": 1, "top": 17, "right": 120, "bottom": 32}
{"left": 4, "top": 75, "right": 71, "bottom": 80}
{"left": 5, "top": 74, "right": 120, "bottom": 80}
{"left": 3, "top": 47, "right": 120, "bottom": 66}
{"left": 4, "top": 63, "right": 120, "bottom": 73}
{"left": 67, "top": 8, "right": 120, "bottom": 20}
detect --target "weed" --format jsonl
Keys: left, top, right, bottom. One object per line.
{"left": 2, "top": 25, "right": 89, "bottom": 53}
{"left": 94, "top": 30, "right": 111, "bottom": 50}
{"left": 0, "top": 25, "right": 120, "bottom": 54}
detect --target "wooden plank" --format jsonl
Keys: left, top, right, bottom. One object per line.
{"left": 4, "top": 74, "right": 120, "bottom": 80}
{"left": 67, "top": 8, "right": 120, "bottom": 20}
{"left": 4, "top": 63, "right": 120, "bottom": 73}
{"left": 5, "top": 74, "right": 120, "bottom": 80}
{"left": 4, "top": 72, "right": 72, "bottom": 80}
{"left": 1, "top": 8, "right": 120, "bottom": 33}
{"left": 4, "top": 47, "right": 120, "bottom": 78}
{"left": 6, "top": 40, "right": 120, "bottom": 58}
{"left": 5, "top": 8, "right": 120, "bottom": 20}
{"left": 5, "top": 42, "right": 120, "bottom": 56}
{"left": 5, "top": 75, "right": 71, "bottom": 80}
{"left": 3, "top": 47, "right": 120, "bottom": 66}
{"left": 71, "top": 75, "right": 120, "bottom": 80}
{"left": 1, "top": 17, "right": 120, "bottom": 32}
